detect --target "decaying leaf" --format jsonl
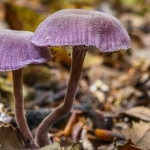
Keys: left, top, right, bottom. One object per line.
{"left": 51, "top": 47, "right": 71, "bottom": 68}
{"left": 120, "top": 106, "right": 150, "bottom": 122}
{"left": 72, "top": 121, "right": 84, "bottom": 141}
{"left": 38, "top": 142, "right": 61, "bottom": 150}
{"left": 39, "top": 141, "right": 82, "bottom": 150}
{"left": 0, "top": 122, "right": 82, "bottom": 150}
{"left": 64, "top": 140, "right": 83, "bottom": 150}
{"left": 122, "top": 121, "right": 150, "bottom": 150}
{"left": 0, "top": 122, "right": 26, "bottom": 150}
{"left": 64, "top": 110, "right": 81, "bottom": 136}
{"left": 0, "top": 77, "right": 13, "bottom": 93}
{"left": 95, "top": 129, "right": 125, "bottom": 142}
{"left": 5, "top": 3, "right": 43, "bottom": 31}
{"left": 0, "top": 113, "right": 12, "bottom": 123}
{"left": 0, "top": 103, "right": 4, "bottom": 112}
{"left": 117, "top": 139, "right": 142, "bottom": 150}
{"left": 81, "top": 128, "right": 94, "bottom": 150}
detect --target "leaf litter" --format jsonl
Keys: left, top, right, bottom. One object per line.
{"left": 0, "top": 0, "right": 150, "bottom": 150}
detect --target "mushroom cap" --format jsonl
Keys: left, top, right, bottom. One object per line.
{"left": 0, "top": 29, "right": 51, "bottom": 71}
{"left": 32, "top": 9, "right": 131, "bottom": 52}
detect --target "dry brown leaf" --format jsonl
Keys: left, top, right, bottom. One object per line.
{"left": 64, "top": 110, "right": 81, "bottom": 136}
{"left": 0, "top": 123, "right": 26, "bottom": 150}
{"left": 95, "top": 129, "right": 125, "bottom": 142}
{"left": 51, "top": 47, "right": 71, "bottom": 68}
{"left": 39, "top": 141, "right": 82, "bottom": 150}
{"left": 0, "top": 113, "right": 12, "bottom": 123}
{"left": 81, "top": 128, "right": 94, "bottom": 150}
{"left": 0, "top": 122, "right": 82, "bottom": 150}
{"left": 38, "top": 142, "right": 61, "bottom": 150}
{"left": 121, "top": 106, "right": 150, "bottom": 122}
{"left": 122, "top": 121, "right": 150, "bottom": 150}
{"left": 117, "top": 139, "right": 142, "bottom": 150}
{"left": 72, "top": 121, "right": 84, "bottom": 141}
{"left": 64, "top": 140, "right": 83, "bottom": 150}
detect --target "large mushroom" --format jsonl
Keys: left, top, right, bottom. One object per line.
{"left": 0, "top": 29, "right": 51, "bottom": 148}
{"left": 32, "top": 9, "right": 131, "bottom": 147}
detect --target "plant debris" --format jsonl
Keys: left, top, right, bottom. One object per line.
{"left": 0, "top": 0, "right": 150, "bottom": 150}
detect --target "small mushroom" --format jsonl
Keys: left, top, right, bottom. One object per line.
{"left": 0, "top": 29, "right": 51, "bottom": 148}
{"left": 32, "top": 9, "right": 131, "bottom": 147}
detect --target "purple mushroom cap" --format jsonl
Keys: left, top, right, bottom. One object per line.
{"left": 32, "top": 9, "right": 131, "bottom": 52}
{"left": 0, "top": 29, "right": 51, "bottom": 71}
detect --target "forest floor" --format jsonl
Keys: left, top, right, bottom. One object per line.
{"left": 0, "top": 0, "right": 150, "bottom": 150}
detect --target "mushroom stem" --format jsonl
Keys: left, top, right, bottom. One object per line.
{"left": 35, "top": 46, "right": 86, "bottom": 147}
{"left": 12, "top": 69, "right": 38, "bottom": 149}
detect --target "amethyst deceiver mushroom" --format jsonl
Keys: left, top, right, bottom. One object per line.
{"left": 0, "top": 29, "right": 51, "bottom": 148}
{"left": 32, "top": 9, "right": 131, "bottom": 147}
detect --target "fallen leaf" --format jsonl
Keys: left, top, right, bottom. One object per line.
{"left": 122, "top": 121, "right": 150, "bottom": 150}
{"left": 38, "top": 142, "right": 61, "bottom": 150}
{"left": 0, "top": 113, "right": 12, "bottom": 123}
{"left": 0, "top": 122, "right": 82, "bottom": 150}
{"left": 72, "top": 121, "right": 84, "bottom": 141}
{"left": 117, "top": 139, "right": 142, "bottom": 150}
{"left": 0, "top": 122, "right": 26, "bottom": 150}
{"left": 64, "top": 110, "right": 81, "bottom": 136}
{"left": 39, "top": 141, "right": 82, "bottom": 150}
{"left": 0, "top": 103, "right": 4, "bottom": 112}
{"left": 81, "top": 128, "right": 94, "bottom": 150}
{"left": 120, "top": 106, "right": 150, "bottom": 122}
{"left": 64, "top": 140, "right": 83, "bottom": 150}
{"left": 95, "top": 129, "right": 125, "bottom": 141}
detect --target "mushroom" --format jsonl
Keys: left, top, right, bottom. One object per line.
{"left": 32, "top": 9, "right": 131, "bottom": 147}
{"left": 0, "top": 29, "right": 51, "bottom": 148}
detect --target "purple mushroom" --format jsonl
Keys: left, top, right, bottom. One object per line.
{"left": 0, "top": 29, "right": 51, "bottom": 148}
{"left": 32, "top": 9, "right": 131, "bottom": 147}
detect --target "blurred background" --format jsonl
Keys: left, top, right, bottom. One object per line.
{"left": 0, "top": 0, "right": 150, "bottom": 149}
